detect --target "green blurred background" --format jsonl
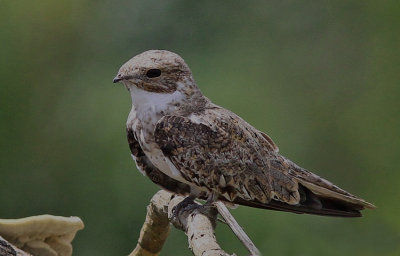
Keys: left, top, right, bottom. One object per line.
{"left": 1, "top": 1, "right": 399, "bottom": 255}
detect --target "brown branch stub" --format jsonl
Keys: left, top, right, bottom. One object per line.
{"left": 129, "top": 191, "right": 171, "bottom": 256}
{"left": 130, "top": 190, "right": 234, "bottom": 256}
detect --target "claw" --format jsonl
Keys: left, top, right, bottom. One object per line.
{"left": 171, "top": 196, "right": 218, "bottom": 230}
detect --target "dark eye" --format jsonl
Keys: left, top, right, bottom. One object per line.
{"left": 146, "top": 69, "right": 161, "bottom": 78}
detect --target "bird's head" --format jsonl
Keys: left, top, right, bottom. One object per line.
{"left": 113, "top": 50, "right": 194, "bottom": 94}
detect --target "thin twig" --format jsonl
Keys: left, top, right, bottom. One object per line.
{"left": 215, "top": 201, "right": 261, "bottom": 256}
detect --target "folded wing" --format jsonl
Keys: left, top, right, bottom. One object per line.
{"left": 154, "top": 108, "right": 375, "bottom": 217}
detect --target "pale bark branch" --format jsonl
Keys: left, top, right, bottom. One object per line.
{"left": 130, "top": 190, "right": 261, "bottom": 256}
{"left": 167, "top": 195, "right": 231, "bottom": 256}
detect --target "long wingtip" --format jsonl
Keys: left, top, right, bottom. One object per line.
{"left": 364, "top": 201, "right": 377, "bottom": 209}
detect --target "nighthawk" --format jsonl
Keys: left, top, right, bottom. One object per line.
{"left": 113, "top": 50, "right": 375, "bottom": 217}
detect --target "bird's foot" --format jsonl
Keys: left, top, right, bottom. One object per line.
{"left": 171, "top": 197, "right": 218, "bottom": 230}
{"left": 171, "top": 196, "right": 201, "bottom": 230}
{"left": 197, "top": 202, "right": 218, "bottom": 229}
{"left": 172, "top": 196, "right": 202, "bottom": 217}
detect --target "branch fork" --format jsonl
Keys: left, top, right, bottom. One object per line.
{"left": 130, "top": 190, "right": 260, "bottom": 256}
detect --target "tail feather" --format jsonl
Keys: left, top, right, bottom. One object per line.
{"left": 228, "top": 184, "right": 365, "bottom": 217}
{"left": 226, "top": 155, "right": 376, "bottom": 217}
{"left": 284, "top": 157, "right": 376, "bottom": 210}
{"left": 297, "top": 178, "right": 375, "bottom": 209}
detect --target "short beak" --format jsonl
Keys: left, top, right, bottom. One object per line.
{"left": 113, "top": 75, "right": 123, "bottom": 83}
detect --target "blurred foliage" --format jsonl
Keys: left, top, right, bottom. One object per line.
{"left": 1, "top": 1, "right": 399, "bottom": 255}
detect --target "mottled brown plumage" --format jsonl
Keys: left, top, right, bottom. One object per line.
{"left": 115, "top": 50, "right": 375, "bottom": 217}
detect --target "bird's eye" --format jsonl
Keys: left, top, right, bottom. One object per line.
{"left": 146, "top": 69, "right": 161, "bottom": 78}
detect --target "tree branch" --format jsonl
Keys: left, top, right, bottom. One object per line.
{"left": 130, "top": 190, "right": 234, "bottom": 256}
{"left": 130, "top": 190, "right": 261, "bottom": 256}
{"left": 129, "top": 191, "right": 171, "bottom": 256}
{"left": 167, "top": 195, "right": 231, "bottom": 256}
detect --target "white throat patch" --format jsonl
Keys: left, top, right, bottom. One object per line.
{"left": 127, "top": 83, "right": 184, "bottom": 122}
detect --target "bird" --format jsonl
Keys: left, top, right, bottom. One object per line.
{"left": 113, "top": 50, "right": 375, "bottom": 217}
